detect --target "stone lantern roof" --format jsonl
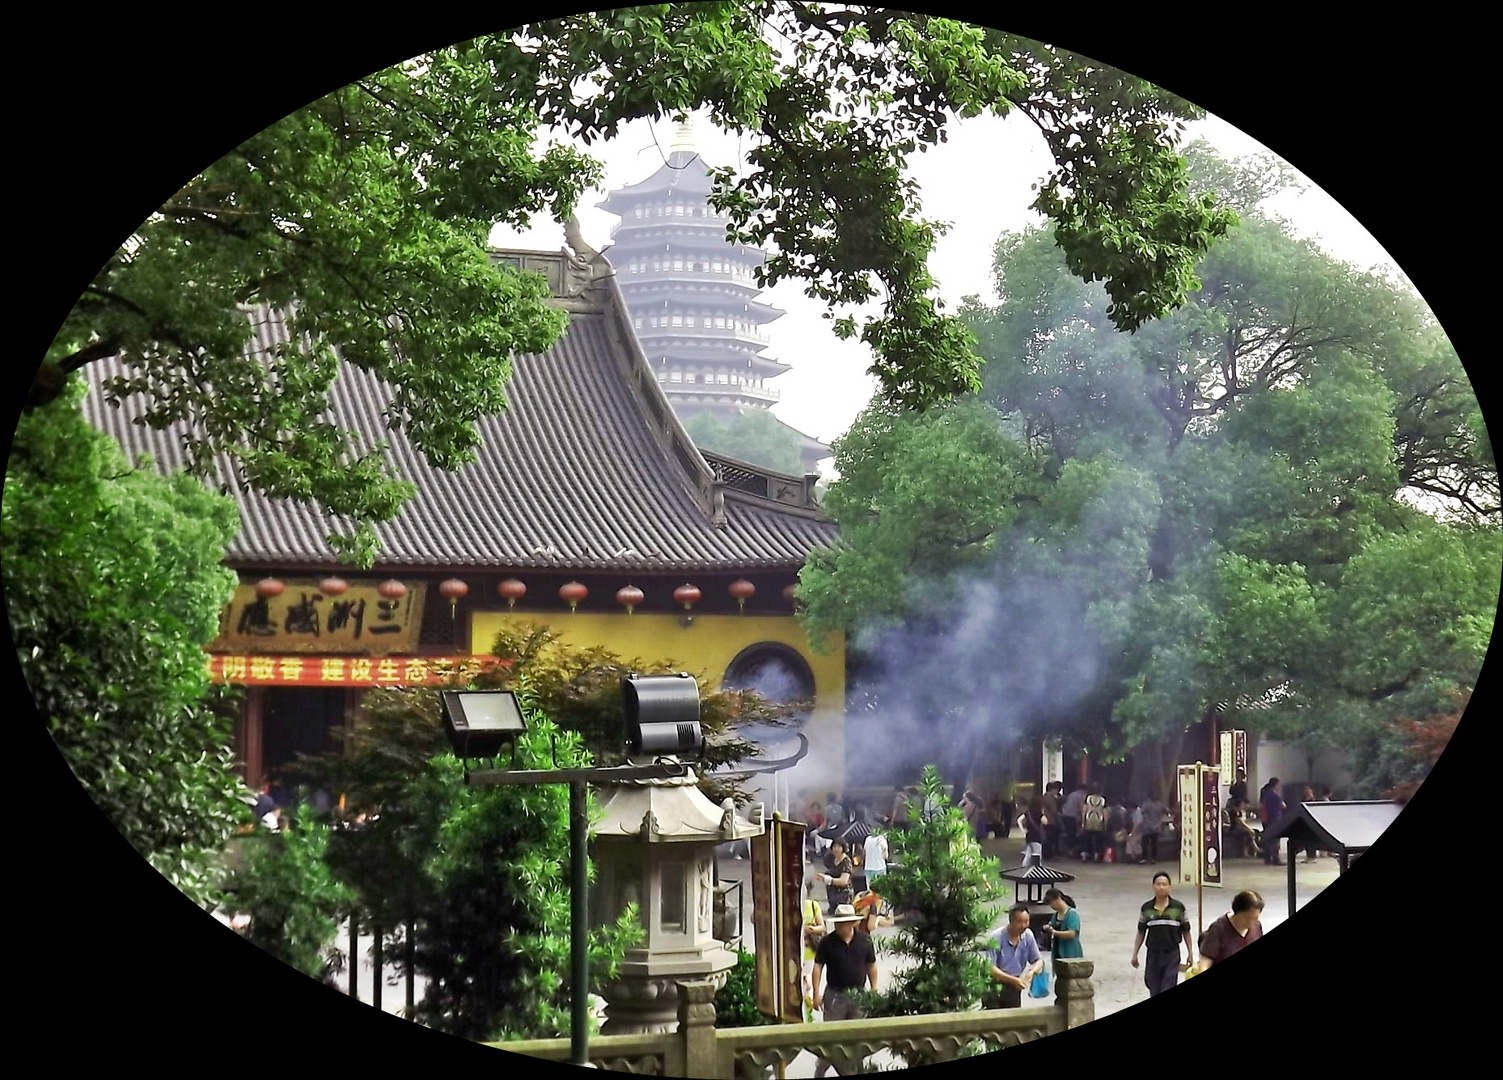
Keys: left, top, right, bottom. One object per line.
{"left": 595, "top": 766, "right": 764, "bottom": 844}
{"left": 998, "top": 860, "right": 1077, "bottom": 888}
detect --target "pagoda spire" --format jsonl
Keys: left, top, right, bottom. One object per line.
{"left": 670, "top": 114, "right": 695, "bottom": 154}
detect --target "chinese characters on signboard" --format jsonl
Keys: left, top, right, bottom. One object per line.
{"left": 750, "top": 826, "right": 776, "bottom": 1018}
{"left": 1178, "top": 765, "right": 1200, "bottom": 888}
{"left": 207, "top": 654, "right": 502, "bottom": 687}
{"left": 750, "top": 817, "right": 803, "bottom": 1023}
{"left": 1178, "top": 764, "right": 1223, "bottom": 889}
{"left": 776, "top": 820, "right": 807, "bottom": 1023}
{"left": 1042, "top": 740, "right": 1064, "bottom": 790}
{"left": 212, "top": 580, "right": 426, "bottom": 655}
{"left": 1219, "top": 730, "right": 1249, "bottom": 791}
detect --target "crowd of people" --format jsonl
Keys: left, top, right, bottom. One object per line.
{"left": 794, "top": 778, "right": 1283, "bottom": 1050}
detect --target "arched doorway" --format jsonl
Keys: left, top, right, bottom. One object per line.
{"left": 723, "top": 642, "right": 815, "bottom": 704}
{"left": 721, "top": 642, "right": 816, "bottom": 827}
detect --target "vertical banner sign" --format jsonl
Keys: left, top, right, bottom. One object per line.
{"left": 1234, "top": 731, "right": 1248, "bottom": 785}
{"left": 750, "top": 825, "right": 777, "bottom": 1018}
{"left": 776, "top": 820, "right": 807, "bottom": 1023}
{"left": 1202, "top": 767, "right": 1223, "bottom": 887}
{"left": 1042, "top": 740, "right": 1064, "bottom": 790}
{"left": 1178, "top": 765, "right": 1202, "bottom": 888}
{"left": 1218, "top": 732, "right": 1235, "bottom": 791}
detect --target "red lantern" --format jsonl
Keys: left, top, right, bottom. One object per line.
{"left": 616, "top": 585, "right": 644, "bottom": 614}
{"left": 497, "top": 578, "right": 527, "bottom": 609}
{"left": 559, "top": 581, "right": 588, "bottom": 612}
{"left": 377, "top": 579, "right": 407, "bottom": 600}
{"left": 318, "top": 576, "right": 348, "bottom": 597}
{"left": 729, "top": 579, "right": 755, "bottom": 613}
{"left": 440, "top": 578, "right": 468, "bottom": 617}
{"left": 673, "top": 583, "right": 701, "bottom": 610}
{"left": 254, "top": 577, "right": 284, "bottom": 600}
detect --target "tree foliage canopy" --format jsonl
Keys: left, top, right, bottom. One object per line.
{"left": 35, "top": 7, "right": 1233, "bottom": 565}
{"left": 799, "top": 143, "right": 1496, "bottom": 794}
{"left": 682, "top": 410, "right": 806, "bottom": 475}
{"left": 3, "top": 376, "right": 246, "bottom": 905}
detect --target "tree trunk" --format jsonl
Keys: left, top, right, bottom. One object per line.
{"left": 1161, "top": 728, "right": 1186, "bottom": 804}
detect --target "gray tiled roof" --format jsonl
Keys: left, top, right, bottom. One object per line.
{"left": 80, "top": 264, "right": 839, "bottom": 573}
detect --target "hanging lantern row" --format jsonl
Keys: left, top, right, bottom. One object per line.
{"left": 559, "top": 581, "right": 589, "bottom": 612}
{"left": 615, "top": 585, "right": 644, "bottom": 615}
{"left": 729, "top": 579, "right": 755, "bottom": 613}
{"left": 439, "top": 578, "right": 469, "bottom": 618}
{"left": 249, "top": 575, "right": 786, "bottom": 617}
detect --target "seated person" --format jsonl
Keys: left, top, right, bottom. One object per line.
{"left": 1229, "top": 798, "right": 1261, "bottom": 858}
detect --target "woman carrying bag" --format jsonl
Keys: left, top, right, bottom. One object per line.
{"left": 1036, "top": 888, "right": 1082, "bottom": 998}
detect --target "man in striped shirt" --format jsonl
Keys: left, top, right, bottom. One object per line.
{"left": 1131, "top": 871, "right": 1195, "bottom": 997}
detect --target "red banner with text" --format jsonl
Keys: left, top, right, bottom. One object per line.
{"left": 206, "top": 653, "right": 503, "bottom": 688}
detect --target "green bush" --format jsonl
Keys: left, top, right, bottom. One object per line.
{"left": 714, "top": 949, "right": 776, "bottom": 1028}
{"left": 229, "top": 807, "right": 354, "bottom": 980}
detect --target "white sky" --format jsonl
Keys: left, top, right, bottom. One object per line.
{"left": 491, "top": 108, "right": 1410, "bottom": 447}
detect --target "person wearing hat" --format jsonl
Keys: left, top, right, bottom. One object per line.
{"left": 811, "top": 903, "right": 878, "bottom": 1079}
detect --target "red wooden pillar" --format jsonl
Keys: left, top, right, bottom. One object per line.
{"left": 242, "top": 686, "right": 265, "bottom": 786}
{"left": 1077, "top": 752, "right": 1090, "bottom": 786}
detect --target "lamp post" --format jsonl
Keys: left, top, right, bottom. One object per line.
{"left": 443, "top": 677, "right": 711, "bottom": 1068}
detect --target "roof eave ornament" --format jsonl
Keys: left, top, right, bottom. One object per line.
{"left": 640, "top": 808, "right": 662, "bottom": 842}
{"left": 562, "top": 215, "right": 615, "bottom": 298}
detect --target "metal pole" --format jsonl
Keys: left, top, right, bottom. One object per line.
{"left": 349, "top": 911, "right": 358, "bottom": 999}
{"left": 372, "top": 924, "right": 383, "bottom": 1012}
{"left": 1287, "top": 849, "right": 1297, "bottom": 917}
{"left": 406, "top": 916, "right": 416, "bottom": 1015}
{"left": 571, "top": 779, "right": 590, "bottom": 1067}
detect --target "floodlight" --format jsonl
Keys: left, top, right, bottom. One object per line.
{"left": 622, "top": 672, "right": 704, "bottom": 759}
{"left": 441, "top": 689, "right": 527, "bottom": 760}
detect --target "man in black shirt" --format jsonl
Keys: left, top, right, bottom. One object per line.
{"left": 811, "top": 904, "right": 878, "bottom": 1079}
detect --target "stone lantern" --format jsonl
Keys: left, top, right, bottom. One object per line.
{"left": 997, "top": 852, "right": 1076, "bottom": 954}
{"left": 592, "top": 767, "right": 764, "bottom": 1035}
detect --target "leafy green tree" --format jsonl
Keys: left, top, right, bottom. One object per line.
{"left": 228, "top": 807, "right": 355, "bottom": 980}
{"left": 283, "top": 627, "right": 792, "bottom": 1037}
{"left": 401, "top": 708, "right": 643, "bottom": 1041}
{"left": 683, "top": 410, "right": 804, "bottom": 474}
{"left": 800, "top": 143, "right": 1495, "bottom": 798}
{"left": 3, "top": 376, "right": 245, "bottom": 907}
{"left": 34, "top": 9, "right": 1233, "bottom": 565}
{"left": 851, "top": 767, "right": 999, "bottom": 1063}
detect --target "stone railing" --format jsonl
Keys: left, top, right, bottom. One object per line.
{"left": 489, "top": 958, "right": 1094, "bottom": 1076}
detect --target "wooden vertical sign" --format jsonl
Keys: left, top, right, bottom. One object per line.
{"left": 776, "top": 819, "right": 807, "bottom": 1023}
{"left": 750, "top": 824, "right": 776, "bottom": 1018}
{"left": 752, "top": 816, "right": 807, "bottom": 1023}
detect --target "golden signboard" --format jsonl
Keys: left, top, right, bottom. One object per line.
{"left": 210, "top": 579, "right": 426, "bottom": 655}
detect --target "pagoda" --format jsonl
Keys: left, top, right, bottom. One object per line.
{"left": 598, "top": 119, "right": 830, "bottom": 471}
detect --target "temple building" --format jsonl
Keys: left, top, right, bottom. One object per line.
{"left": 80, "top": 245, "right": 846, "bottom": 801}
{"left": 597, "top": 121, "right": 831, "bottom": 473}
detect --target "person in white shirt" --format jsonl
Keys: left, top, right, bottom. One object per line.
{"left": 863, "top": 830, "right": 889, "bottom": 880}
